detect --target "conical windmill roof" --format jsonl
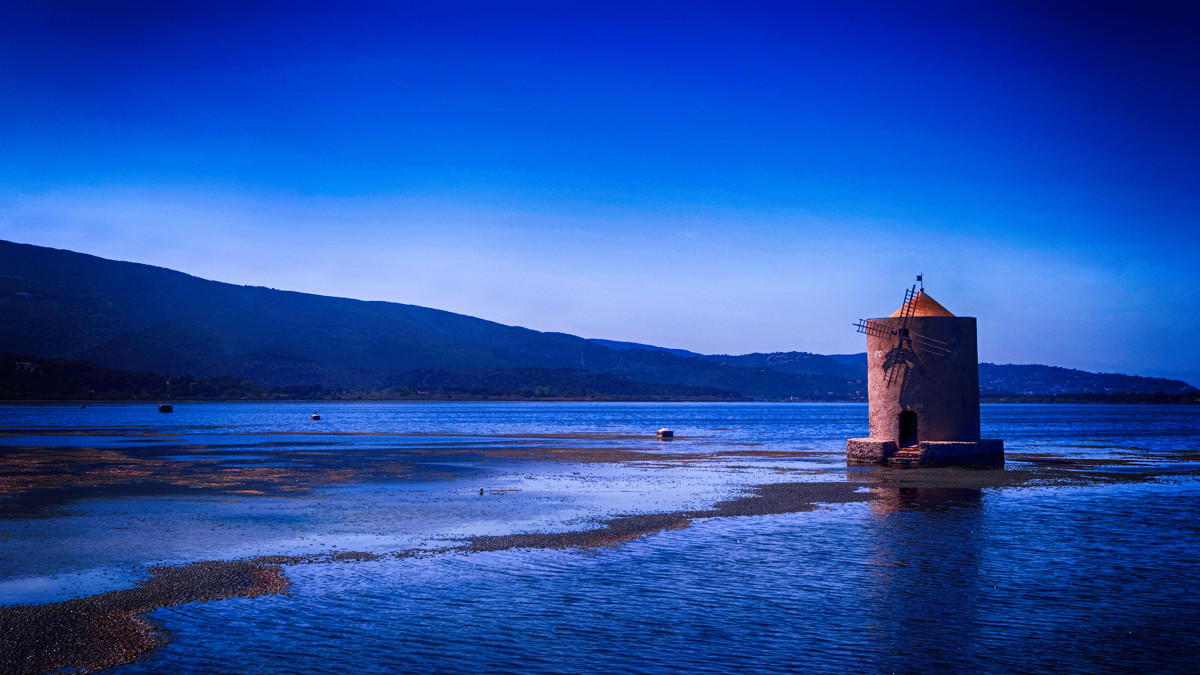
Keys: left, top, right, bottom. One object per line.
{"left": 889, "top": 290, "right": 955, "bottom": 317}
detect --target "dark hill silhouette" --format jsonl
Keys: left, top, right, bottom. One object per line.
{"left": 697, "top": 351, "right": 862, "bottom": 379}
{"left": 588, "top": 339, "right": 860, "bottom": 378}
{"left": 0, "top": 352, "right": 745, "bottom": 401}
{"left": 586, "top": 338, "right": 706, "bottom": 359}
{"left": 4, "top": 240, "right": 1190, "bottom": 400}
{"left": 0, "top": 240, "right": 862, "bottom": 399}
{"left": 588, "top": 343, "right": 1197, "bottom": 396}
{"left": 978, "top": 363, "right": 1195, "bottom": 396}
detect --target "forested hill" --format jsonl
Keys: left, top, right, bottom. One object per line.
{"left": 978, "top": 363, "right": 1195, "bottom": 396}
{"left": 2, "top": 240, "right": 1192, "bottom": 401}
{"left": 0, "top": 240, "right": 862, "bottom": 400}
{"left": 588, "top": 345, "right": 1197, "bottom": 396}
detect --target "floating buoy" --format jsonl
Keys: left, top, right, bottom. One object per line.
{"left": 310, "top": 412, "right": 321, "bottom": 421}
{"left": 158, "top": 403, "right": 173, "bottom": 413}
{"left": 657, "top": 428, "right": 674, "bottom": 439}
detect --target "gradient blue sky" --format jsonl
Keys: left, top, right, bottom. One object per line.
{"left": 2, "top": 1, "right": 1198, "bottom": 384}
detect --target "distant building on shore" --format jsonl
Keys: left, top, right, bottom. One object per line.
{"left": 846, "top": 278, "right": 1004, "bottom": 466}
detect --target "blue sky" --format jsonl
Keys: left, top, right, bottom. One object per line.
{"left": 1, "top": 1, "right": 1198, "bottom": 384}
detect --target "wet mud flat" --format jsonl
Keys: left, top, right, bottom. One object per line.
{"left": 465, "top": 481, "right": 876, "bottom": 553}
{"left": 3, "top": 413, "right": 1199, "bottom": 674}
{"left": 7, "top": 454, "right": 1196, "bottom": 675}
{"left": 0, "top": 430, "right": 744, "bottom": 520}
{"left": 0, "top": 560, "right": 289, "bottom": 674}
{"left": 11, "top": 425, "right": 1127, "bottom": 520}
{"left": 0, "top": 480, "right": 872, "bottom": 674}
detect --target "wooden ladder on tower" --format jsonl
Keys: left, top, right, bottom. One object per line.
{"left": 883, "top": 285, "right": 919, "bottom": 386}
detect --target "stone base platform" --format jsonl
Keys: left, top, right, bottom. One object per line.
{"left": 847, "top": 438, "right": 1004, "bottom": 466}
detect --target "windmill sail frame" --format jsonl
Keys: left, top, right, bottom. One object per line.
{"left": 853, "top": 281, "right": 953, "bottom": 388}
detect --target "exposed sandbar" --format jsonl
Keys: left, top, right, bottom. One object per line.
{"left": 0, "top": 560, "right": 289, "bottom": 674}
{"left": 468, "top": 512, "right": 693, "bottom": 552}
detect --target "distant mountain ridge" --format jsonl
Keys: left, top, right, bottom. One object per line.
{"left": 588, "top": 341, "right": 1196, "bottom": 396}
{"left": 588, "top": 340, "right": 860, "bottom": 379}
{"left": 586, "top": 338, "right": 705, "bottom": 359}
{"left": 0, "top": 240, "right": 862, "bottom": 400}
{"left": 1, "top": 239, "right": 1193, "bottom": 400}
{"left": 977, "top": 363, "right": 1195, "bottom": 396}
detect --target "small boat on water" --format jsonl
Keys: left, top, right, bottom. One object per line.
{"left": 158, "top": 403, "right": 173, "bottom": 413}
{"left": 310, "top": 412, "right": 321, "bottom": 421}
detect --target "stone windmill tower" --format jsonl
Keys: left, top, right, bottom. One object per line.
{"left": 846, "top": 277, "right": 1004, "bottom": 465}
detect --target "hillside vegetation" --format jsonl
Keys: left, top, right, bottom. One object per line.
{"left": 0, "top": 241, "right": 861, "bottom": 400}
{"left": 2, "top": 240, "right": 1193, "bottom": 401}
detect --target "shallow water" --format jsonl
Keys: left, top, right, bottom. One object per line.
{"left": 2, "top": 402, "right": 1199, "bottom": 673}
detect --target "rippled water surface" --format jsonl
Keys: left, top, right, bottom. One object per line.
{"left": 3, "top": 402, "right": 1199, "bottom": 673}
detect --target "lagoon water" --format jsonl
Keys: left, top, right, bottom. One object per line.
{"left": 2, "top": 402, "right": 1199, "bottom": 673}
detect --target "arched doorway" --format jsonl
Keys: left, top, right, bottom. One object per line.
{"left": 899, "top": 410, "right": 919, "bottom": 448}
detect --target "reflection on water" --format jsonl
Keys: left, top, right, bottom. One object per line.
{"left": 112, "top": 485, "right": 1200, "bottom": 675}
{"left": 863, "top": 487, "right": 986, "bottom": 673}
{"left": 2, "top": 402, "right": 1200, "bottom": 673}
{"left": 868, "top": 486, "right": 983, "bottom": 514}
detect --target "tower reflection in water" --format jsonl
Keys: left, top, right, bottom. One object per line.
{"left": 855, "top": 477, "right": 991, "bottom": 673}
